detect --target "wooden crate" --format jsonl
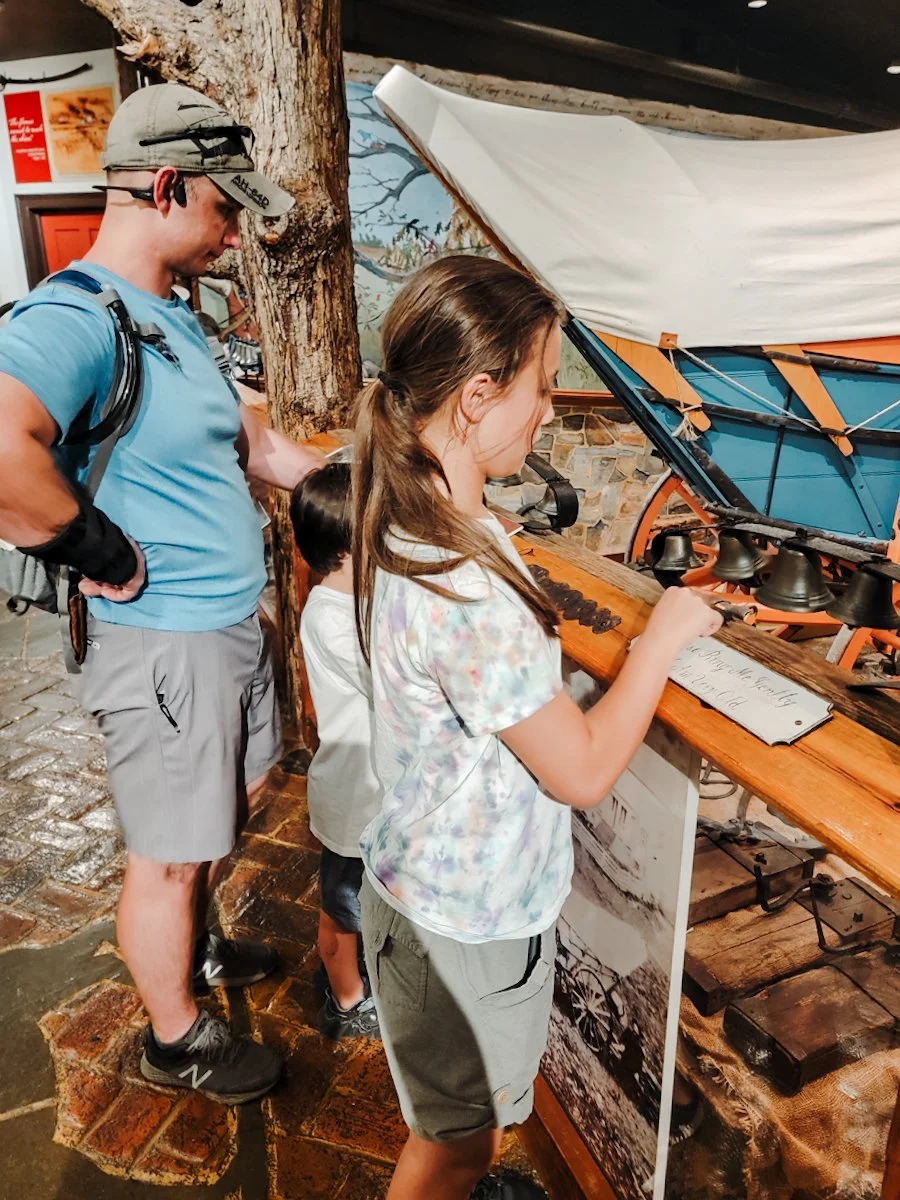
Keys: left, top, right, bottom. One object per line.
{"left": 684, "top": 900, "right": 823, "bottom": 1015}
{"left": 690, "top": 835, "right": 759, "bottom": 926}
{"left": 689, "top": 829, "right": 813, "bottom": 926}
{"left": 835, "top": 946, "right": 900, "bottom": 1024}
{"left": 723, "top": 965, "right": 897, "bottom": 1094}
{"left": 796, "top": 877, "right": 900, "bottom": 948}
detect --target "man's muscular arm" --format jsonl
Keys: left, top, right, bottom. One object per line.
{"left": 236, "top": 399, "right": 326, "bottom": 490}
{"left": 0, "top": 373, "right": 79, "bottom": 545}
{"left": 0, "top": 373, "right": 145, "bottom": 601}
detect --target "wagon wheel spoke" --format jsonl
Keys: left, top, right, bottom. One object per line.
{"left": 570, "top": 966, "right": 613, "bottom": 1054}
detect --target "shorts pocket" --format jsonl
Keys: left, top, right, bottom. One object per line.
{"left": 369, "top": 917, "right": 429, "bottom": 1014}
{"left": 142, "top": 631, "right": 187, "bottom": 736}
{"left": 72, "top": 620, "right": 149, "bottom": 720}
{"left": 474, "top": 931, "right": 554, "bottom": 1011}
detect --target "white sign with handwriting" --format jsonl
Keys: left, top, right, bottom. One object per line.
{"left": 664, "top": 637, "right": 833, "bottom": 744}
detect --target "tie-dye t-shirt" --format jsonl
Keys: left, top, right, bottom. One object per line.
{"left": 360, "top": 517, "right": 573, "bottom": 943}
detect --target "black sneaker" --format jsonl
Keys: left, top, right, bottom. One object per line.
{"left": 193, "top": 931, "right": 278, "bottom": 989}
{"left": 470, "top": 1172, "right": 548, "bottom": 1199}
{"left": 140, "top": 1010, "right": 282, "bottom": 1104}
{"left": 317, "top": 986, "right": 380, "bottom": 1040}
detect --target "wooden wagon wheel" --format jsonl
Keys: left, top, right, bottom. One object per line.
{"left": 570, "top": 965, "right": 614, "bottom": 1056}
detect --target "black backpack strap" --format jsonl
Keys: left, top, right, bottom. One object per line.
{"left": 35, "top": 269, "right": 147, "bottom": 627}
{"left": 42, "top": 269, "right": 146, "bottom": 459}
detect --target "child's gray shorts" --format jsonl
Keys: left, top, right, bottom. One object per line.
{"left": 360, "top": 876, "right": 556, "bottom": 1143}
{"left": 71, "top": 612, "right": 281, "bottom": 864}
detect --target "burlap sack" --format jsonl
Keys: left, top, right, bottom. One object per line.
{"left": 670, "top": 997, "right": 899, "bottom": 1199}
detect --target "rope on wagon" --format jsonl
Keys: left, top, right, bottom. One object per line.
{"left": 679, "top": 345, "right": 900, "bottom": 440}
{"left": 844, "top": 393, "right": 900, "bottom": 435}
{"left": 668, "top": 349, "right": 702, "bottom": 441}
{"left": 676, "top": 346, "right": 822, "bottom": 434}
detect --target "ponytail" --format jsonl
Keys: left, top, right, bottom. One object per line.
{"left": 352, "top": 256, "right": 564, "bottom": 662}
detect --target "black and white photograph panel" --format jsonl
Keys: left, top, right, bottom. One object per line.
{"left": 543, "top": 662, "right": 700, "bottom": 1200}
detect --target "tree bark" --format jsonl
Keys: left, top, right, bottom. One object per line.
{"left": 83, "top": 0, "right": 361, "bottom": 732}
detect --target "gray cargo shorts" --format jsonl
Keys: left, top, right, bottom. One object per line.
{"left": 360, "top": 876, "right": 556, "bottom": 1144}
{"left": 71, "top": 612, "right": 282, "bottom": 864}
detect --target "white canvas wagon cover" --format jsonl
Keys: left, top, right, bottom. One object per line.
{"left": 374, "top": 66, "right": 900, "bottom": 349}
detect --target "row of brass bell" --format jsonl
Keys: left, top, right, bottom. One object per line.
{"left": 755, "top": 543, "right": 833, "bottom": 612}
{"left": 712, "top": 530, "right": 771, "bottom": 583}
{"left": 649, "top": 529, "right": 900, "bottom": 627}
{"left": 755, "top": 542, "right": 900, "bottom": 626}
{"left": 652, "top": 528, "right": 768, "bottom": 581}
{"left": 826, "top": 564, "right": 900, "bottom": 630}
{"left": 650, "top": 530, "right": 701, "bottom": 574}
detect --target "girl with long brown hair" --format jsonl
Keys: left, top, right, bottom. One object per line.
{"left": 352, "top": 255, "right": 721, "bottom": 1200}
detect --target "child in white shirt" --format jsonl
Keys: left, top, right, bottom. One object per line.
{"left": 291, "top": 461, "right": 381, "bottom": 1039}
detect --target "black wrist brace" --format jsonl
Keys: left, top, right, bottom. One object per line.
{"left": 20, "top": 500, "right": 137, "bottom": 586}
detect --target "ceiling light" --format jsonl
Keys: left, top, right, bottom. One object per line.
{"left": 747, "top": 1, "right": 767, "bottom": 8}
{"left": 888, "top": 60, "right": 900, "bottom": 74}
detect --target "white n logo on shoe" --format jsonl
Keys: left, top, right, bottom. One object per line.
{"left": 178, "top": 1064, "right": 213, "bottom": 1089}
{"left": 204, "top": 962, "right": 224, "bottom": 980}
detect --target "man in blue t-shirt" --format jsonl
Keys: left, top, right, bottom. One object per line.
{"left": 0, "top": 83, "right": 325, "bottom": 1104}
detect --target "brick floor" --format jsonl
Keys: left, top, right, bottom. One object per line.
{"left": 29, "top": 771, "right": 543, "bottom": 1195}
{"left": 0, "top": 610, "right": 124, "bottom": 955}
{"left": 1, "top": 606, "right": 545, "bottom": 1196}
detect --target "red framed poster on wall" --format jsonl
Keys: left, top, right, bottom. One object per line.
{"left": 3, "top": 91, "right": 52, "bottom": 184}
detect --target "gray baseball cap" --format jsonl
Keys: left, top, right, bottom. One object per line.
{"left": 102, "top": 83, "right": 294, "bottom": 218}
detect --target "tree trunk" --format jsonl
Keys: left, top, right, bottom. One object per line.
{"left": 83, "top": 0, "right": 361, "bottom": 732}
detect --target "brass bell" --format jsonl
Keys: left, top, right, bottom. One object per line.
{"left": 650, "top": 530, "right": 698, "bottom": 578}
{"left": 825, "top": 565, "right": 900, "bottom": 629}
{"left": 712, "top": 529, "right": 771, "bottom": 583}
{"left": 755, "top": 542, "right": 834, "bottom": 613}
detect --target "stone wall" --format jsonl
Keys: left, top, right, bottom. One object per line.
{"left": 485, "top": 399, "right": 667, "bottom": 556}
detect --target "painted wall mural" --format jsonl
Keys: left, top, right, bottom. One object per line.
{"left": 348, "top": 80, "right": 490, "bottom": 371}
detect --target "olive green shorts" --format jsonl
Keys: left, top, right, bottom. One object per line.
{"left": 360, "top": 876, "right": 556, "bottom": 1144}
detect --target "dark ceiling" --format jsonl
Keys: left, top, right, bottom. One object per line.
{"left": 343, "top": 0, "right": 900, "bottom": 130}
{"left": 2, "top": 0, "right": 900, "bottom": 131}
{"left": 0, "top": 0, "right": 111, "bottom": 63}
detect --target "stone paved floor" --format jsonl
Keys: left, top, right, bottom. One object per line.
{"left": 0, "top": 609, "right": 124, "bottom": 953}
{"left": 0, "top": 606, "right": 543, "bottom": 1199}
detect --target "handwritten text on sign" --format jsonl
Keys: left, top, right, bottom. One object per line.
{"left": 667, "top": 637, "right": 832, "bottom": 745}
{"left": 3, "top": 91, "right": 52, "bottom": 184}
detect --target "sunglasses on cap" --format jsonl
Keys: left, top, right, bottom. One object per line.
{"left": 138, "top": 123, "right": 256, "bottom": 161}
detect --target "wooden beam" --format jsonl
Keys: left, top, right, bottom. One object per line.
{"left": 593, "top": 334, "right": 711, "bottom": 433}
{"left": 764, "top": 343, "right": 854, "bottom": 455}
{"left": 552, "top": 388, "right": 616, "bottom": 408}
{"left": 516, "top": 531, "right": 900, "bottom": 899}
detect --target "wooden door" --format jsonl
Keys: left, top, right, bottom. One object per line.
{"left": 39, "top": 211, "right": 102, "bottom": 274}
